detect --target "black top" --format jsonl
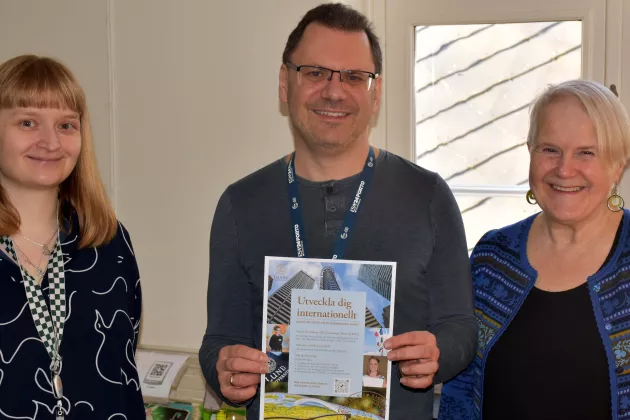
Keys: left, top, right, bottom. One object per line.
{"left": 482, "top": 218, "right": 621, "bottom": 420}
{"left": 0, "top": 207, "right": 144, "bottom": 419}
{"left": 199, "top": 151, "right": 478, "bottom": 420}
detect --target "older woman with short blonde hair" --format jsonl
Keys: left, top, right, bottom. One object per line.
{"left": 439, "top": 80, "right": 630, "bottom": 420}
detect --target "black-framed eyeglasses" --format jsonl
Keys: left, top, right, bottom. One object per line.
{"left": 265, "top": 414, "right": 351, "bottom": 420}
{"left": 285, "top": 61, "right": 379, "bottom": 91}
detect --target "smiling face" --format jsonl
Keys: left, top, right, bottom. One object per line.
{"left": 529, "top": 95, "right": 623, "bottom": 225}
{"left": 279, "top": 23, "right": 382, "bottom": 154}
{"left": 0, "top": 107, "right": 81, "bottom": 193}
{"left": 368, "top": 358, "right": 379, "bottom": 375}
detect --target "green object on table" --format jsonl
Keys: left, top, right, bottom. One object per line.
{"left": 145, "top": 402, "right": 193, "bottom": 419}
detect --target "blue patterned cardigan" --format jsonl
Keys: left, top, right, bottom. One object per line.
{"left": 438, "top": 209, "right": 630, "bottom": 419}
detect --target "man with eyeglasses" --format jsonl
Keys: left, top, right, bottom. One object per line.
{"left": 199, "top": 3, "right": 476, "bottom": 420}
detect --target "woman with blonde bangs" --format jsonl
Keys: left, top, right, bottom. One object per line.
{"left": 439, "top": 80, "right": 630, "bottom": 419}
{"left": 0, "top": 55, "right": 144, "bottom": 419}
{"left": 362, "top": 356, "right": 386, "bottom": 388}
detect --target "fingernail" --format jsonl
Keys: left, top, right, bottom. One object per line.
{"left": 383, "top": 342, "right": 390, "bottom": 349}
{"left": 387, "top": 351, "right": 395, "bottom": 360}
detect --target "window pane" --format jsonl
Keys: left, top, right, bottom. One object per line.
{"left": 414, "top": 22, "right": 581, "bottom": 248}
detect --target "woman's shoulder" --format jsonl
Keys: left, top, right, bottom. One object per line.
{"left": 61, "top": 202, "right": 135, "bottom": 254}
{"left": 100, "top": 221, "right": 138, "bottom": 269}
{"left": 619, "top": 209, "right": 630, "bottom": 247}
{"left": 606, "top": 209, "right": 630, "bottom": 269}
{"left": 471, "top": 213, "right": 538, "bottom": 257}
{"left": 479, "top": 214, "right": 537, "bottom": 244}
{"left": 85, "top": 219, "right": 136, "bottom": 256}
{"left": 65, "top": 219, "right": 138, "bottom": 279}
{"left": 113, "top": 220, "right": 134, "bottom": 247}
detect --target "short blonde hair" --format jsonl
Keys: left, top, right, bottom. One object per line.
{"left": 0, "top": 54, "right": 117, "bottom": 248}
{"left": 527, "top": 79, "right": 630, "bottom": 167}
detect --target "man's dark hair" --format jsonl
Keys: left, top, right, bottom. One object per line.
{"left": 282, "top": 3, "right": 382, "bottom": 75}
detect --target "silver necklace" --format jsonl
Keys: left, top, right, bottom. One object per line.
{"left": 20, "top": 228, "right": 58, "bottom": 256}
{"left": 13, "top": 241, "right": 47, "bottom": 279}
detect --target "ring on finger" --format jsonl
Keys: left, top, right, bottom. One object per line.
{"left": 229, "top": 373, "right": 235, "bottom": 386}
{"left": 397, "top": 364, "right": 405, "bottom": 378}
{"left": 397, "top": 359, "right": 421, "bottom": 378}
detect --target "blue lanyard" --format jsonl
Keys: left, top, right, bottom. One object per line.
{"left": 287, "top": 147, "right": 376, "bottom": 259}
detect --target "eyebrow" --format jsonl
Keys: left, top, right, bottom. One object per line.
{"left": 536, "top": 141, "right": 597, "bottom": 149}
{"left": 11, "top": 109, "right": 80, "bottom": 119}
{"left": 302, "top": 63, "right": 374, "bottom": 72}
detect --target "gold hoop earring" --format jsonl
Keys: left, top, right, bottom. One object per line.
{"left": 608, "top": 184, "right": 624, "bottom": 212}
{"left": 526, "top": 190, "right": 537, "bottom": 205}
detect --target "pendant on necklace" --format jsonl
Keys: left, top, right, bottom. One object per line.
{"left": 52, "top": 373, "right": 63, "bottom": 399}
{"left": 43, "top": 244, "right": 53, "bottom": 256}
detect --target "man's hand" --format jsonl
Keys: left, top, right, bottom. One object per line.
{"left": 384, "top": 331, "right": 439, "bottom": 389}
{"left": 216, "top": 344, "right": 269, "bottom": 403}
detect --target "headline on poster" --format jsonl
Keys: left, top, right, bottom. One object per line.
{"left": 295, "top": 295, "right": 357, "bottom": 319}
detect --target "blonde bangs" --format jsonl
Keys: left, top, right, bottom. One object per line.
{"left": 0, "top": 55, "right": 86, "bottom": 114}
